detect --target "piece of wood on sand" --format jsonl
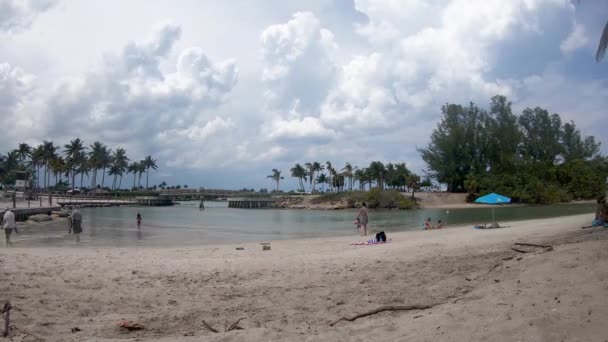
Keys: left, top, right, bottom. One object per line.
{"left": 2, "top": 301, "right": 11, "bottom": 338}
{"left": 117, "top": 319, "right": 144, "bottom": 331}
{"left": 330, "top": 304, "right": 436, "bottom": 326}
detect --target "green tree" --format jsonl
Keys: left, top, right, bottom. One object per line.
{"left": 290, "top": 163, "right": 307, "bottom": 191}
{"left": 316, "top": 173, "right": 328, "bottom": 192}
{"left": 142, "top": 155, "right": 158, "bottom": 189}
{"left": 266, "top": 169, "right": 284, "bottom": 192}
{"left": 64, "top": 138, "right": 86, "bottom": 193}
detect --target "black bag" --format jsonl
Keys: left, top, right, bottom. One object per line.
{"left": 376, "top": 231, "right": 387, "bottom": 242}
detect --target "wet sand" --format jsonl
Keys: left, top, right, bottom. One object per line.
{"left": 1, "top": 214, "right": 607, "bottom": 341}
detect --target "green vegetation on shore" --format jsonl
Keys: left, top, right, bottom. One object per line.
{"left": 419, "top": 95, "right": 608, "bottom": 204}
{"left": 310, "top": 189, "right": 417, "bottom": 210}
{"left": 0, "top": 140, "right": 158, "bottom": 192}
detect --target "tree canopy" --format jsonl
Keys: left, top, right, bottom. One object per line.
{"left": 419, "top": 95, "right": 607, "bottom": 203}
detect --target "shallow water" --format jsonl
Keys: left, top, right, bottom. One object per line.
{"left": 14, "top": 201, "right": 596, "bottom": 247}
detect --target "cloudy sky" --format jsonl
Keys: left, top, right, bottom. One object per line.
{"left": 1, "top": 0, "right": 607, "bottom": 190}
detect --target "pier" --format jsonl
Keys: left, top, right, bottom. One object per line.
{"left": 11, "top": 207, "right": 62, "bottom": 221}
{"left": 57, "top": 196, "right": 173, "bottom": 208}
{"left": 228, "top": 198, "right": 277, "bottom": 209}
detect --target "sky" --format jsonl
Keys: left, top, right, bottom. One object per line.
{"left": 1, "top": 0, "right": 607, "bottom": 190}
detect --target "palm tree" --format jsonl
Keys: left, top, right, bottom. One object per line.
{"left": 342, "top": 162, "right": 358, "bottom": 191}
{"left": 137, "top": 161, "right": 147, "bottom": 188}
{"left": 127, "top": 162, "right": 139, "bottom": 190}
{"left": 305, "top": 162, "right": 323, "bottom": 192}
{"left": 42, "top": 140, "right": 57, "bottom": 191}
{"left": 267, "top": 169, "right": 284, "bottom": 192}
{"left": 15, "top": 143, "right": 31, "bottom": 168}
{"left": 31, "top": 145, "right": 44, "bottom": 189}
{"left": 112, "top": 148, "right": 129, "bottom": 190}
{"left": 142, "top": 155, "right": 158, "bottom": 189}
{"left": 290, "top": 163, "right": 307, "bottom": 191}
{"left": 64, "top": 138, "right": 86, "bottom": 192}
{"left": 88, "top": 141, "right": 105, "bottom": 190}
{"left": 325, "top": 161, "right": 334, "bottom": 192}
{"left": 50, "top": 156, "right": 65, "bottom": 187}
{"left": 317, "top": 173, "right": 328, "bottom": 192}
{"left": 99, "top": 146, "right": 112, "bottom": 190}
{"left": 78, "top": 156, "right": 90, "bottom": 189}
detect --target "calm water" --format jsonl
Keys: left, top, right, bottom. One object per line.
{"left": 17, "top": 201, "right": 595, "bottom": 246}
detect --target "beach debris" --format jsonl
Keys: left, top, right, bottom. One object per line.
{"left": 236, "top": 247, "right": 244, "bottom": 250}
{"left": 330, "top": 304, "right": 436, "bottom": 326}
{"left": 71, "top": 327, "right": 81, "bottom": 333}
{"left": 117, "top": 319, "right": 144, "bottom": 331}
{"left": 262, "top": 245, "right": 271, "bottom": 251}
{"left": 2, "top": 301, "right": 11, "bottom": 337}
{"left": 202, "top": 320, "right": 219, "bottom": 333}
{"left": 511, "top": 242, "right": 553, "bottom": 253}
{"left": 225, "top": 318, "right": 245, "bottom": 331}
{"left": 202, "top": 318, "right": 245, "bottom": 333}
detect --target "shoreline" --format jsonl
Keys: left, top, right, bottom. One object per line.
{"left": 2, "top": 214, "right": 607, "bottom": 341}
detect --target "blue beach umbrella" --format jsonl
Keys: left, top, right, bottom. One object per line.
{"left": 474, "top": 193, "right": 511, "bottom": 227}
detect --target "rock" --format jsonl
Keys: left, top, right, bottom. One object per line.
{"left": 28, "top": 214, "right": 52, "bottom": 222}
{"left": 52, "top": 210, "right": 70, "bottom": 217}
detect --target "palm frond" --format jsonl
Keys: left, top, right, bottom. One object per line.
{"left": 596, "top": 21, "right": 608, "bottom": 62}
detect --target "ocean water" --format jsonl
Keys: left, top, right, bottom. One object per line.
{"left": 16, "top": 201, "right": 595, "bottom": 247}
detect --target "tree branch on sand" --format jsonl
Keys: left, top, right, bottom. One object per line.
{"left": 330, "top": 304, "right": 437, "bottom": 326}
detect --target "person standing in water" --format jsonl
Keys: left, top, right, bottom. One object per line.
{"left": 356, "top": 202, "right": 369, "bottom": 236}
{"left": 70, "top": 208, "right": 83, "bottom": 244}
{"left": 2, "top": 208, "right": 17, "bottom": 247}
{"left": 199, "top": 199, "right": 205, "bottom": 211}
{"left": 136, "top": 213, "right": 142, "bottom": 229}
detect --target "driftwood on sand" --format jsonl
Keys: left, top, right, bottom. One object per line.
{"left": 2, "top": 301, "right": 12, "bottom": 338}
{"left": 330, "top": 304, "right": 436, "bottom": 326}
{"left": 511, "top": 242, "right": 553, "bottom": 253}
{"left": 203, "top": 318, "right": 245, "bottom": 333}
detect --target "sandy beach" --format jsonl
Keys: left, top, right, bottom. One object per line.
{"left": 1, "top": 213, "right": 607, "bottom": 341}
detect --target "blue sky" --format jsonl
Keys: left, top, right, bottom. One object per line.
{"left": 0, "top": 0, "right": 606, "bottom": 190}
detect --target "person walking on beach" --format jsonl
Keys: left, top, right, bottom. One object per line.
{"left": 2, "top": 208, "right": 17, "bottom": 247}
{"left": 199, "top": 199, "right": 205, "bottom": 211}
{"left": 356, "top": 202, "right": 369, "bottom": 236}
{"left": 136, "top": 213, "right": 142, "bottom": 229}
{"left": 70, "top": 208, "right": 83, "bottom": 244}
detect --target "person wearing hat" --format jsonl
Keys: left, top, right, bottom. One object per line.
{"left": 2, "top": 208, "right": 18, "bottom": 247}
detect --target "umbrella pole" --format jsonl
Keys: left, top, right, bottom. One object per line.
{"left": 492, "top": 207, "right": 495, "bottom": 227}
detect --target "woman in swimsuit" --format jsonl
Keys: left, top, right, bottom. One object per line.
{"left": 136, "top": 213, "right": 142, "bottom": 229}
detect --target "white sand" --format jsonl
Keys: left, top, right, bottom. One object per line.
{"left": 1, "top": 214, "right": 607, "bottom": 341}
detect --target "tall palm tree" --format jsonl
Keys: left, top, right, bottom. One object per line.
{"left": 88, "top": 141, "right": 104, "bottom": 190}
{"left": 15, "top": 143, "right": 31, "bottom": 168}
{"left": 317, "top": 173, "right": 328, "bottom": 192}
{"left": 50, "top": 156, "right": 65, "bottom": 187}
{"left": 31, "top": 145, "right": 44, "bottom": 189}
{"left": 99, "top": 146, "right": 112, "bottom": 190}
{"left": 290, "top": 163, "right": 307, "bottom": 191}
{"left": 112, "top": 148, "right": 129, "bottom": 190}
{"left": 142, "top": 155, "right": 158, "bottom": 189}
{"left": 325, "top": 161, "right": 334, "bottom": 192}
{"left": 342, "top": 162, "right": 357, "bottom": 191}
{"left": 42, "top": 140, "right": 57, "bottom": 191}
{"left": 305, "top": 162, "right": 323, "bottom": 192}
{"left": 127, "top": 162, "right": 139, "bottom": 190}
{"left": 137, "top": 161, "right": 147, "bottom": 188}
{"left": 64, "top": 138, "right": 86, "bottom": 193}
{"left": 267, "top": 169, "right": 284, "bottom": 192}
{"left": 78, "top": 156, "right": 90, "bottom": 189}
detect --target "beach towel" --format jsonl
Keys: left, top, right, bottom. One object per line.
{"left": 350, "top": 239, "right": 391, "bottom": 246}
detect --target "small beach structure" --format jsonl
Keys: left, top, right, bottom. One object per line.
{"left": 474, "top": 193, "right": 511, "bottom": 228}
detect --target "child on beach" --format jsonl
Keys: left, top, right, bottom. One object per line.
{"left": 136, "top": 213, "right": 142, "bottom": 229}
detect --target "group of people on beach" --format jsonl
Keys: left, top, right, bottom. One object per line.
{"left": 424, "top": 218, "right": 445, "bottom": 230}
{"left": 1, "top": 207, "right": 145, "bottom": 247}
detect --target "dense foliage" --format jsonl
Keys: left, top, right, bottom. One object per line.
{"left": 310, "top": 189, "right": 417, "bottom": 209}
{"left": 419, "top": 95, "right": 607, "bottom": 204}
{"left": 0, "top": 140, "right": 158, "bottom": 192}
